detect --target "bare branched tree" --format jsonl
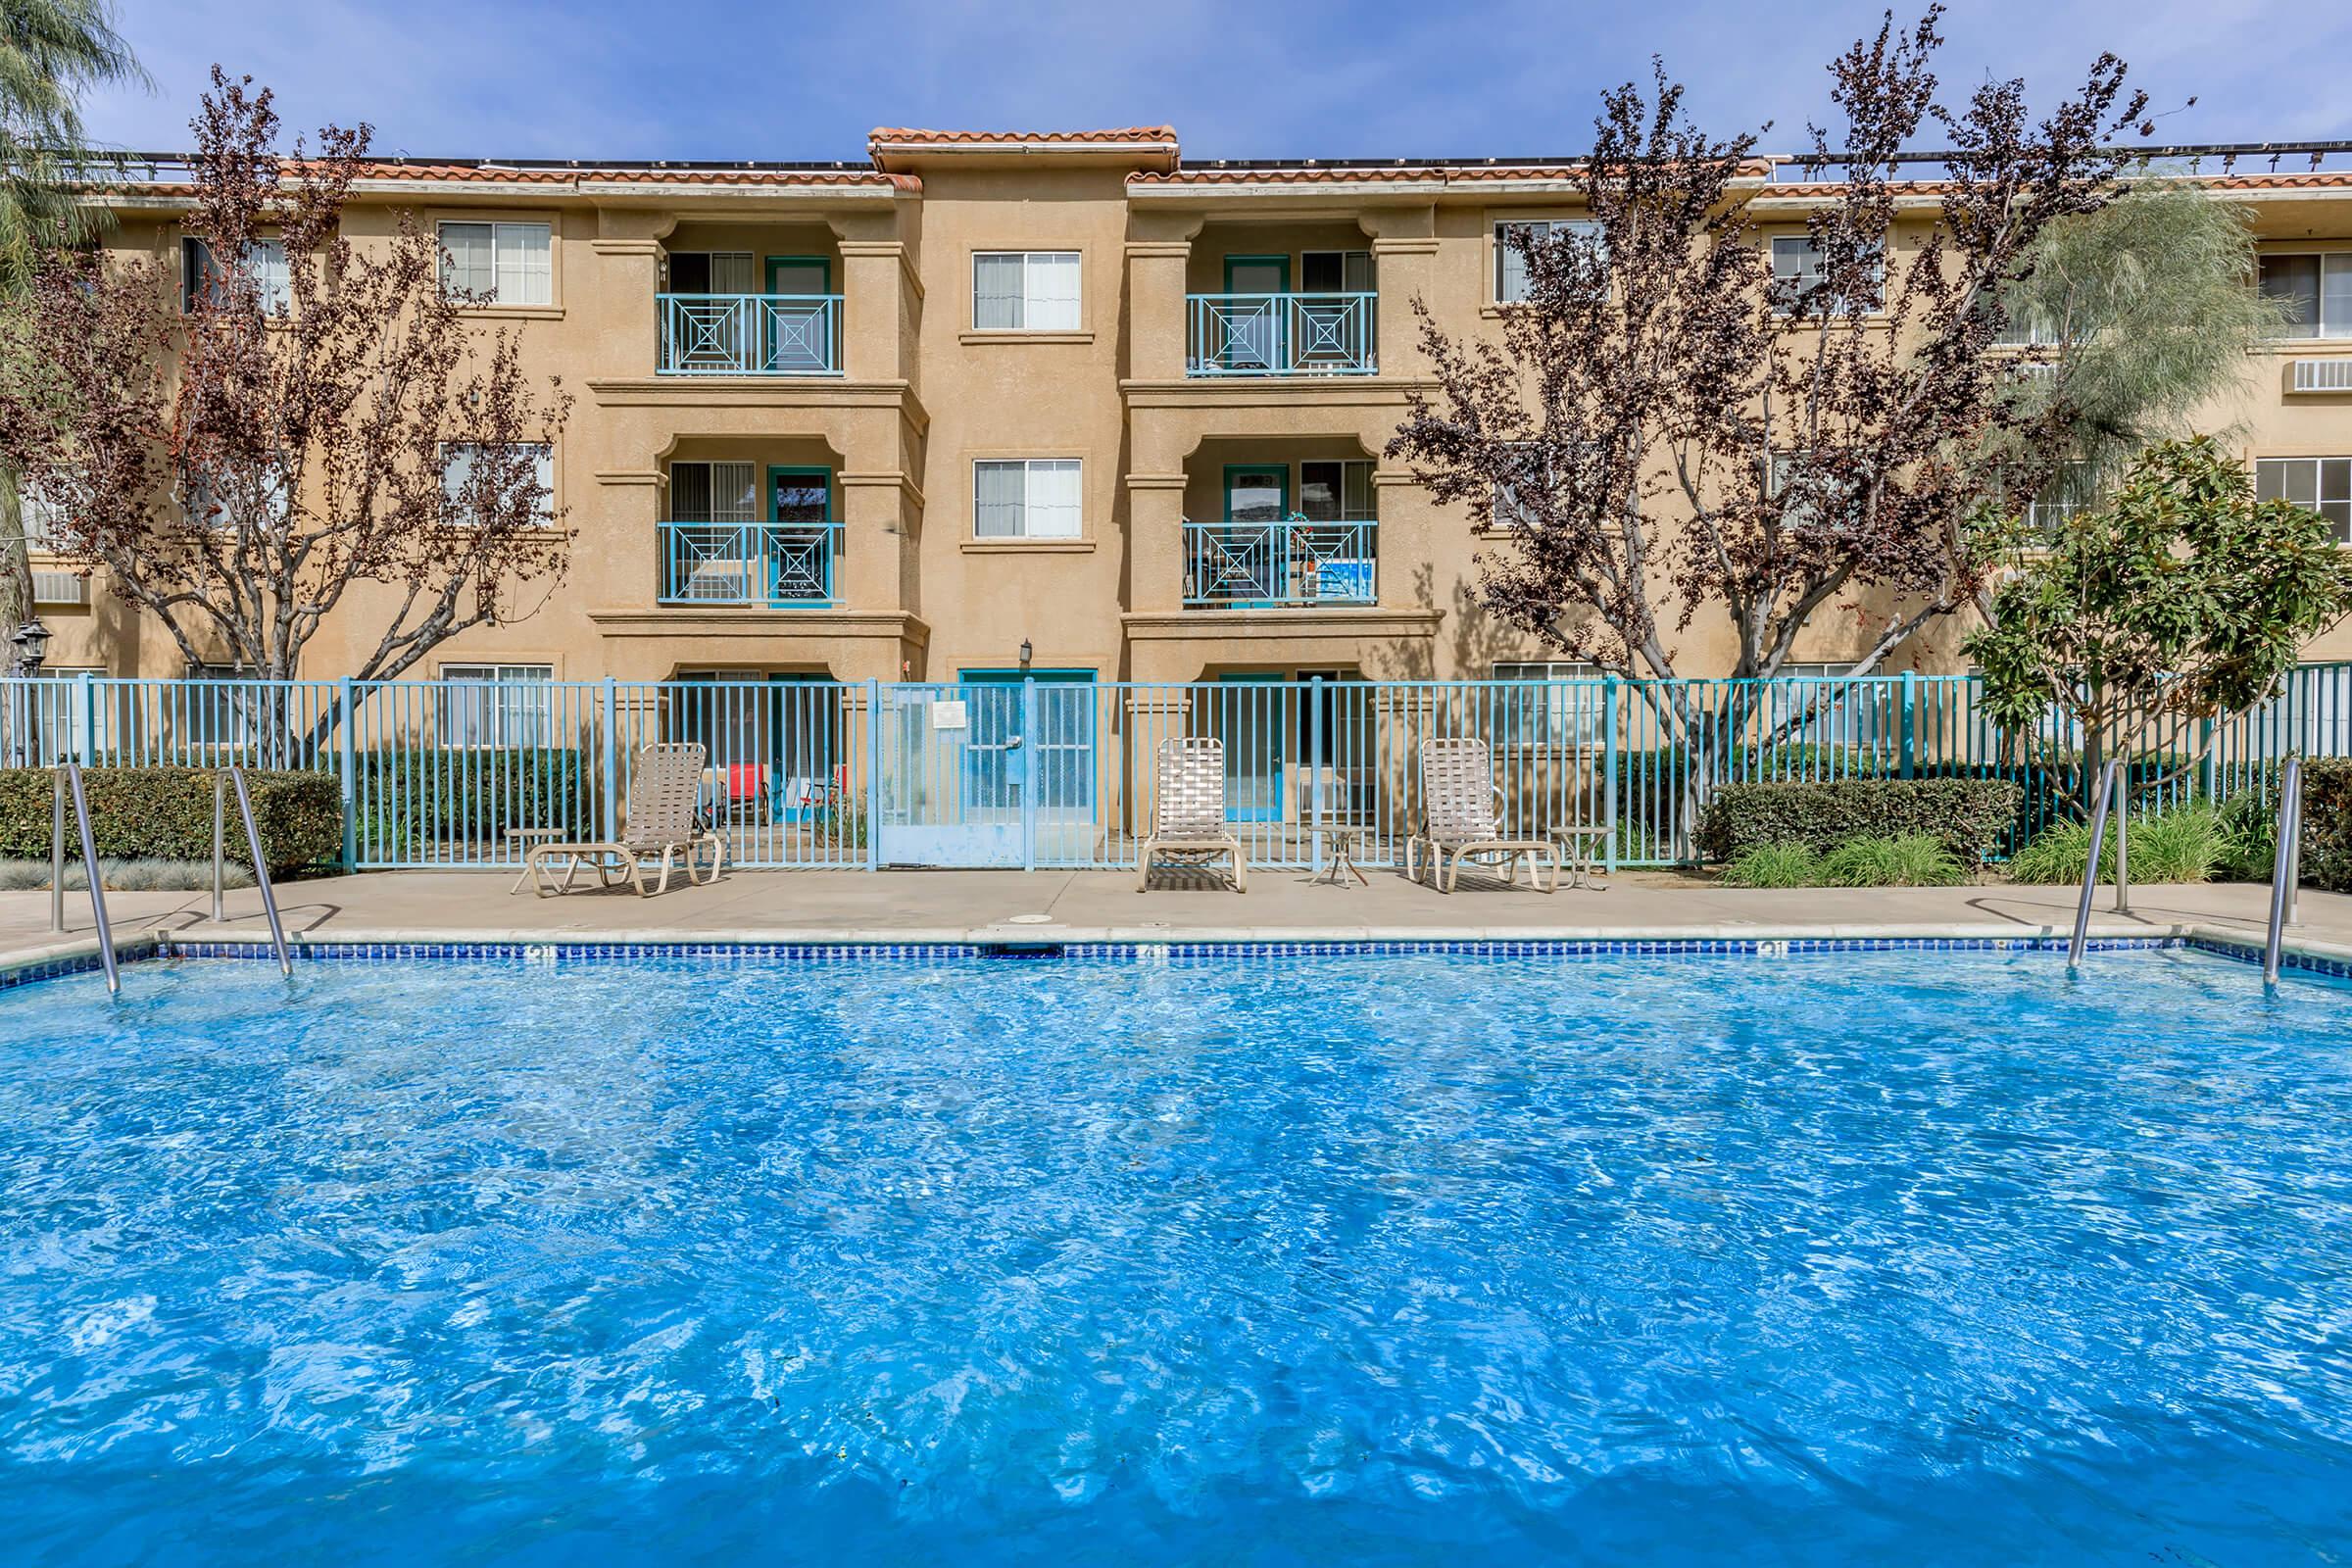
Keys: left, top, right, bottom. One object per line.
{"left": 0, "top": 69, "right": 573, "bottom": 755}
{"left": 1389, "top": 8, "right": 2148, "bottom": 838}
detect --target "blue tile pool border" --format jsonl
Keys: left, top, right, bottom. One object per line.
{"left": 8, "top": 932, "right": 2348, "bottom": 988}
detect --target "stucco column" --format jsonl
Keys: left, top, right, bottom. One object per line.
{"left": 593, "top": 469, "right": 664, "bottom": 611}
{"left": 589, "top": 208, "right": 671, "bottom": 374}
{"left": 1124, "top": 212, "right": 1200, "bottom": 382}
{"left": 837, "top": 204, "right": 917, "bottom": 385}
{"left": 1363, "top": 205, "right": 1440, "bottom": 381}
{"left": 1372, "top": 467, "right": 1439, "bottom": 612}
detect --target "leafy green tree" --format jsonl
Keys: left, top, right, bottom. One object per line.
{"left": 1965, "top": 436, "right": 2352, "bottom": 811}
{"left": 0, "top": 0, "right": 145, "bottom": 674}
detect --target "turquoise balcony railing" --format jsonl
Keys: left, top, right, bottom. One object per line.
{"left": 656, "top": 294, "right": 843, "bottom": 375}
{"left": 1186, "top": 292, "right": 1376, "bottom": 376}
{"left": 1183, "top": 515, "right": 1377, "bottom": 607}
{"left": 658, "top": 520, "right": 841, "bottom": 607}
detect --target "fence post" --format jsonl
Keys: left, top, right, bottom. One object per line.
{"left": 75, "top": 671, "right": 96, "bottom": 765}
{"left": 600, "top": 677, "right": 619, "bottom": 842}
{"left": 1899, "top": 669, "right": 1916, "bottom": 780}
{"left": 1020, "top": 676, "right": 1039, "bottom": 873}
{"left": 1308, "top": 674, "right": 1325, "bottom": 870}
{"left": 337, "top": 677, "right": 357, "bottom": 871}
{"left": 1603, "top": 676, "right": 1620, "bottom": 875}
{"left": 864, "top": 678, "right": 882, "bottom": 872}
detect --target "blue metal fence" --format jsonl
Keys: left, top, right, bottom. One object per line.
{"left": 3, "top": 666, "right": 2346, "bottom": 872}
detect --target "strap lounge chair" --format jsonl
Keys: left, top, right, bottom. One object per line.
{"left": 1405, "top": 737, "right": 1559, "bottom": 894}
{"left": 1137, "top": 736, "right": 1247, "bottom": 892}
{"left": 519, "top": 742, "right": 727, "bottom": 898}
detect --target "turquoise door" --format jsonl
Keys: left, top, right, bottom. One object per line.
{"left": 1221, "top": 255, "right": 1289, "bottom": 369}
{"left": 763, "top": 255, "right": 831, "bottom": 371}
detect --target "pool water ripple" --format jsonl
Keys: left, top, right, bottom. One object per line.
{"left": 0, "top": 948, "right": 2347, "bottom": 1564}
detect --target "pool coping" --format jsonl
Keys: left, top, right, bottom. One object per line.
{"left": 7, "top": 920, "right": 2350, "bottom": 988}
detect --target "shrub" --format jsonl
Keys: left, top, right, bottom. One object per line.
{"left": 0, "top": 766, "right": 341, "bottom": 874}
{"left": 353, "top": 747, "right": 588, "bottom": 838}
{"left": 1697, "top": 778, "right": 2022, "bottom": 864}
{"left": 2216, "top": 789, "right": 2275, "bottom": 883}
{"left": 0, "top": 857, "right": 256, "bottom": 891}
{"left": 2005, "top": 804, "right": 2226, "bottom": 885}
{"left": 1819, "top": 833, "right": 1969, "bottom": 887}
{"left": 1720, "top": 842, "right": 1824, "bottom": 888}
{"left": 2298, "top": 759, "right": 2352, "bottom": 894}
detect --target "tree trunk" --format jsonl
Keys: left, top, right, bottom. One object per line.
{"left": 0, "top": 467, "right": 29, "bottom": 676}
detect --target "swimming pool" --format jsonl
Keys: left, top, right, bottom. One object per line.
{"left": 1, "top": 944, "right": 2347, "bottom": 1565}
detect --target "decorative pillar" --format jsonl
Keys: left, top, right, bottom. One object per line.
{"left": 1363, "top": 205, "right": 1440, "bottom": 380}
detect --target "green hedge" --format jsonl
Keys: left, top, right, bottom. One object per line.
{"left": 1697, "top": 777, "right": 2025, "bottom": 865}
{"left": 2308, "top": 760, "right": 2352, "bottom": 893}
{"left": 0, "top": 766, "right": 342, "bottom": 873}
{"left": 352, "top": 748, "right": 589, "bottom": 835}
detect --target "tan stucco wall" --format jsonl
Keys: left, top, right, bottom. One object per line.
{"left": 27, "top": 153, "right": 2352, "bottom": 686}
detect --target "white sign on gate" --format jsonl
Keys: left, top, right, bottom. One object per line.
{"left": 931, "top": 700, "right": 969, "bottom": 731}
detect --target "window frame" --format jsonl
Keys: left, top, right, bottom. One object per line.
{"left": 971, "top": 458, "right": 1084, "bottom": 540}
{"left": 1492, "top": 660, "right": 1608, "bottom": 751}
{"left": 1492, "top": 219, "right": 1602, "bottom": 305}
{"left": 2254, "top": 455, "right": 2352, "bottom": 545}
{"left": 434, "top": 662, "right": 557, "bottom": 750}
{"left": 1770, "top": 233, "right": 1884, "bottom": 318}
{"left": 441, "top": 442, "right": 556, "bottom": 530}
{"left": 2256, "top": 251, "right": 2352, "bottom": 340}
{"left": 969, "top": 250, "right": 1083, "bottom": 333}
{"left": 436, "top": 220, "right": 555, "bottom": 308}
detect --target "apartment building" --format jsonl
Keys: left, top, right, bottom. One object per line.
{"left": 27, "top": 126, "right": 2352, "bottom": 699}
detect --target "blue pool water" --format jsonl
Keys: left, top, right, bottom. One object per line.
{"left": 0, "top": 946, "right": 2348, "bottom": 1565}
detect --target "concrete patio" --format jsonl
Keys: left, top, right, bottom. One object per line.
{"left": 5, "top": 863, "right": 2348, "bottom": 972}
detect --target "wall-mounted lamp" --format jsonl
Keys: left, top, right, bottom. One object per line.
{"left": 1018, "top": 638, "right": 1033, "bottom": 673}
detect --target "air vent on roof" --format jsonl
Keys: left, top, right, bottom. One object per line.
{"left": 2290, "top": 358, "right": 2352, "bottom": 393}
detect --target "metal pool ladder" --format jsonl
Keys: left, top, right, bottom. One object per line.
{"left": 2264, "top": 756, "right": 2305, "bottom": 989}
{"left": 214, "top": 767, "right": 294, "bottom": 978}
{"left": 2066, "top": 760, "right": 2129, "bottom": 971}
{"left": 49, "top": 763, "right": 120, "bottom": 996}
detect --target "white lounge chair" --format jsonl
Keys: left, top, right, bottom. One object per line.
{"left": 1137, "top": 736, "right": 1247, "bottom": 892}
{"left": 1405, "top": 737, "right": 1558, "bottom": 893}
{"left": 519, "top": 742, "right": 727, "bottom": 897}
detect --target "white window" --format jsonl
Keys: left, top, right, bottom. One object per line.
{"left": 442, "top": 443, "right": 555, "bottom": 528}
{"left": 2026, "top": 463, "right": 2095, "bottom": 534}
{"left": 1494, "top": 661, "right": 1606, "bottom": 748}
{"left": 181, "top": 662, "right": 259, "bottom": 749}
{"left": 437, "top": 663, "right": 555, "bottom": 749}
{"left": 1777, "top": 661, "right": 1887, "bottom": 750}
{"left": 1301, "top": 250, "right": 1374, "bottom": 294}
{"left": 2255, "top": 457, "right": 2352, "bottom": 544}
{"left": 664, "top": 251, "right": 757, "bottom": 294}
{"left": 24, "top": 666, "right": 108, "bottom": 760}
{"left": 2258, "top": 254, "right": 2352, "bottom": 339}
{"left": 1298, "top": 460, "right": 1374, "bottom": 521}
{"left": 972, "top": 251, "right": 1081, "bottom": 331}
{"left": 973, "top": 459, "right": 1082, "bottom": 539}
{"left": 438, "top": 221, "right": 553, "bottom": 306}
{"left": 22, "top": 482, "right": 68, "bottom": 551}
{"left": 181, "top": 236, "right": 289, "bottom": 314}
{"left": 1772, "top": 234, "right": 1882, "bottom": 316}
{"left": 1494, "top": 220, "right": 1602, "bottom": 303}
{"left": 667, "top": 460, "right": 760, "bottom": 523}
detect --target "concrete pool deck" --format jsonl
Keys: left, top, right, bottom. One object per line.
{"left": 4, "top": 865, "right": 2349, "bottom": 974}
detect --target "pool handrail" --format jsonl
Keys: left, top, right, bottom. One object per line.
{"left": 2264, "top": 755, "right": 2305, "bottom": 988}
{"left": 2066, "top": 760, "right": 2120, "bottom": 971}
{"left": 221, "top": 765, "right": 293, "bottom": 977}
{"left": 59, "top": 763, "right": 120, "bottom": 996}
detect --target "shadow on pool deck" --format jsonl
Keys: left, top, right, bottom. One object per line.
{"left": 3, "top": 866, "right": 2343, "bottom": 967}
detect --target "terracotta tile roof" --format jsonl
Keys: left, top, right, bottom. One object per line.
{"left": 2202, "top": 171, "right": 2352, "bottom": 190}
{"left": 344, "top": 161, "right": 908, "bottom": 190}
{"left": 1131, "top": 158, "right": 1777, "bottom": 186}
{"left": 868, "top": 126, "right": 1176, "bottom": 147}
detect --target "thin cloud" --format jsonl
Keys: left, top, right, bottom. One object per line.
{"left": 84, "top": 0, "right": 2352, "bottom": 160}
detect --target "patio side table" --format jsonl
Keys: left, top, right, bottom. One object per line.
{"left": 1312, "top": 825, "right": 1370, "bottom": 887}
{"left": 1550, "top": 825, "right": 1612, "bottom": 892}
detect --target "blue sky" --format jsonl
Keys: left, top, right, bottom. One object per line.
{"left": 86, "top": 0, "right": 2352, "bottom": 163}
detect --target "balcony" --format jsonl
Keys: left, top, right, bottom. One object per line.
{"left": 1185, "top": 293, "right": 1376, "bottom": 377}
{"left": 657, "top": 294, "right": 843, "bottom": 376}
{"left": 1183, "top": 515, "right": 1377, "bottom": 608}
{"left": 658, "top": 521, "right": 842, "bottom": 607}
